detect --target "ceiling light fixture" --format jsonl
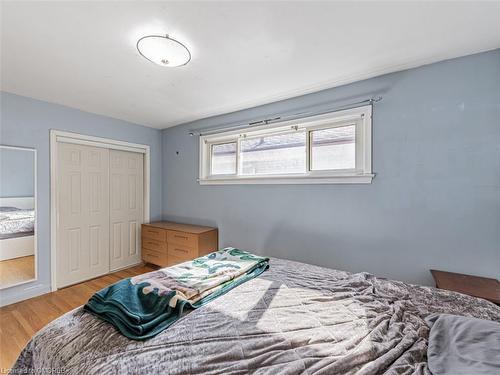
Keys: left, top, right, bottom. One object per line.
{"left": 136, "top": 34, "right": 191, "bottom": 67}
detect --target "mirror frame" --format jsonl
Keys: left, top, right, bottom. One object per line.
{"left": 0, "top": 145, "right": 37, "bottom": 289}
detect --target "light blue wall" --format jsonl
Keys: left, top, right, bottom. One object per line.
{"left": 162, "top": 49, "right": 500, "bottom": 286}
{"left": 1, "top": 49, "right": 498, "bottom": 306}
{"left": 0, "top": 147, "right": 35, "bottom": 198}
{"left": 0, "top": 92, "right": 162, "bottom": 305}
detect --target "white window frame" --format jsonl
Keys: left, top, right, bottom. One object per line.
{"left": 199, "top": 105, "right": 374, "bottom": 185}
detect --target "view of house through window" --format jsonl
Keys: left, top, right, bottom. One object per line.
{"left": 310, "top": 125, "right": 355, "bottom": 171}
{"left": 211, "top": 142, "right": 236, "bottom": 175}
{"left": 200, "top": 105, "right": 372, "bottom": 184}
{"left": 240, "top": 131, "right": 306, "bottom": 175}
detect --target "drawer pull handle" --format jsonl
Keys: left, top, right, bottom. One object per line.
{"left": 147, "top": 252, "right": 159, "bottom": 258}
{"left": 148, "top": 229, "right": 159, "bottom": 234}
{"left": 174, "top": 235, "right": 188, "bottom": 240}
{"left": 174, "top": 248, "right": 188, "bottom": 253}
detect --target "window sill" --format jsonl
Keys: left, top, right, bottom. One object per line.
{"left": 198, "top": 174, "right": 375, "bottom": 185}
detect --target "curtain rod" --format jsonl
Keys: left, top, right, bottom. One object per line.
{"left": 188, "top": 96, "right": 382, "bottom": 136}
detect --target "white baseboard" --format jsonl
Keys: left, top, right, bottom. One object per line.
{"left": 109, "top": 260, "right": 144, "bottom": 273}
{"left": 0, "top": 283, "right": 50, "bottom": 307}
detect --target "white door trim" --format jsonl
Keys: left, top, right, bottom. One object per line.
{"left": 50, "top": 130, "right": 151, "bottom": 291}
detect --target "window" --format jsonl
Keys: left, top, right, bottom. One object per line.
{"left": 310, "top": 125, "right": 355, "bottom": 171}
{"left": 240, "top": 131, "right": 306, "bottom": 175}
{"left": 211, "top": 142, "right": 236, "bottom": 175}
{"left": 199, "top": 105, "right": 373, "bottom": 184}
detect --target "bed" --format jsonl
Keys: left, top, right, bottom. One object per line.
{"left": 13, "top": 258, "right": 500, "bottom": 374}
{"left": 0, "top": 197, "right": 35, "bottom": 261}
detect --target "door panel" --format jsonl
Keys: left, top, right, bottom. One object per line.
{"left": 109, "top": 150, "right": 143, "bottom": 271}
{"left": 57, "top": 143, "right": 110, "bottom": 288}
{"left": 112, "top": 222, "right": 122, "bottom": 259}
{"left": 129, "top": 221, "right": 137, "bottom": 255}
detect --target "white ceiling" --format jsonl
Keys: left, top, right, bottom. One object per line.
{"left": 2, "top": 1, "right": 500, "bottom": 129}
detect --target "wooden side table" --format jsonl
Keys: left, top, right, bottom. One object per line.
{"left": 430, "top": 269, "right": 500, "bottom": 305}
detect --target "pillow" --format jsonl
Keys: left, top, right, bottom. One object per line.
{"left": 426, "top": 313, "right": 500, "bottom": 375}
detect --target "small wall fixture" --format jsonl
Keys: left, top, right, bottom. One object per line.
{"left": 136, "top": 34, "right": 191, "bottom": 67}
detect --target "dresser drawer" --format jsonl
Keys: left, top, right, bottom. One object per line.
{"left": 142, "top": 237, "right": 167, "bottom": 253}
{"left": 167, "top": 231, "right": 197, "bottom": 248}
{"left": 143, "top": 248, "right": 168, "bottom": 267}
{"left": 168, "top": 243, "right": 197, "bottom": 259}
{"left": 142, "top": 225, "right": 166, "bottom": 242}
{"left": 167, "top": 253, "right": 190, "bottom": 267}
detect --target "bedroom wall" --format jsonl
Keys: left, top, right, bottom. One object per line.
{"left": 161, "top": 49, "right": 500, "bottom": 286}
{"left": 0, "top": 147, "right": 34, "bottom": 197}
{"left": 0, "top": 92, "right": 163, "bottom": 306}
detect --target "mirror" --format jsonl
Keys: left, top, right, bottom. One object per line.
{"left": 0, "top": 145, "right": 37, "bottom": 289}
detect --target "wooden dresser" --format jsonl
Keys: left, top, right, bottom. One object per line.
{"left": 141, "top": 221, "right": 218, "bottom": 267}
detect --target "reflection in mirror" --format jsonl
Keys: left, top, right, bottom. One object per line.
{"left": 0, "top": 145, "right": 37, "bottom": 289}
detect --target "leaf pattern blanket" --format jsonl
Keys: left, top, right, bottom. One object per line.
{"left": 84, "top": 248, "right": 269, "bottom": 339}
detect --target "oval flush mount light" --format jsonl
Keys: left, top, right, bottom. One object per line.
{"left": 136, "top": 34, "right": 191, "bottom": 67}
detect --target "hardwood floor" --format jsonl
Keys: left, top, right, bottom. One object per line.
{"left": 0, "top": 255, "right": 35, "bottom": 287}
{"left": 0, "top": 263, "right": 156, "bottom": 371}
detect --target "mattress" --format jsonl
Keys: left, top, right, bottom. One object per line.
{"left": 0, "top": 206, "right": 35, "bottom": 240}
{"left": 13, "top": 258, "right": 500, "bottom": 374}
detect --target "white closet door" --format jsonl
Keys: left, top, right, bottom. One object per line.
{"left": 109, "top": 150, "right": 144, "bottom": 271}
{"left": 57, "top": 143, "right": 110, "bottom": 288}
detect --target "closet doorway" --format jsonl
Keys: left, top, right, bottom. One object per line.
{"left": 50, "top": 131, "right": 150, "bottom": 290}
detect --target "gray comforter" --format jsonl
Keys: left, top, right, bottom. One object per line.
{"left": 13, "top": 258, "right": 500, "bottom": 374}
{"left": 0, "top": 207, "right": 35, "bottom": 239}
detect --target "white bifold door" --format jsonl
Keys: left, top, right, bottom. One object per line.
{"left": 57, "top": 143, "right": 143, "bottom": 288}
{"left": 109, "top": 150, "right": 143, "bottom": 271}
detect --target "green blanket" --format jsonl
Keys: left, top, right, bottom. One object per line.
{"left": 84, "top": 247, "right": 269, "bottom": 340}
